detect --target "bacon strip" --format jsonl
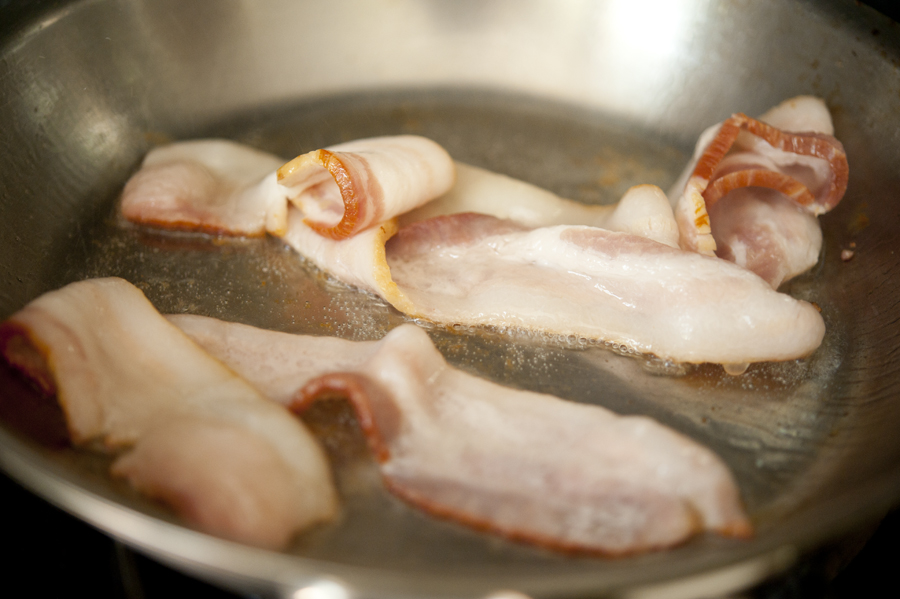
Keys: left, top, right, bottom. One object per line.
{"left": 120, "top": 140, "right": 286, "bottom": 236}
{"left": 122, "top": 136, "right": 455, "bottom": 240}
{"left": 674, "top": 99, "right": 848, "bottom": 256}
{"left": 118, "top": 125, "right": 830, "bottom": 364}
{"left": 293, "top": 326, "right": 752, "bottom": 554}
{"left": 402, "top": 163, "right": 680, "bottom": 248}
{"left": 693, "top": 114, "right": 847, "bottom": 211}
{"left": 0, "top": 278, "right": 338, "bottom": 549}
{"left": 385, "top": 213, "right": 825, "bottom": 364}
{"left": 279, "top": 207, "right": 416, "bottom": 314}
{"left": 708, "top": 188, "right": 823, "bottom": 289}
{"left": 168, "top": 316, "right": 752, "bottom": 555}
{"left": 277, "top": 136, "right": 455, "bottom": 239}
{"left": 280, "top": 204, "right": 824, "bottom": 365}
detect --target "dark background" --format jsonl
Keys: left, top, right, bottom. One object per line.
{"left": 3, "top": 467, "right": 898, "bottom": 598}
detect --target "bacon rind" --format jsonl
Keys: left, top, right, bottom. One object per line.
{"left": 675, "top": 177, "right": 717, "bottom": 254}
{"left": 294, "top": 373, "right": 395, "bottom": 463}
{"left": 277, "top": 149, "right": 373, "bottom": 240}
{"left": 0, "top": 320, "right": 58, "bottom": 397}
{"left": 676, "top": 111, "right": 848, "bottom": 255}
{"left": 704, "top": 169, "right": 815, "bottom": 208}
{"left": 700, "top": 116, "right": 848, "bottom": 213}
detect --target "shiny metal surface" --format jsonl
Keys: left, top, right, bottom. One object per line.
{"left": 1, "top": 1, "right": 900, "bottom": 597}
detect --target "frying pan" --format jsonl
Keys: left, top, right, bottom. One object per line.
{"left": 2, "top": 0, "right": 899, "bottom": 597}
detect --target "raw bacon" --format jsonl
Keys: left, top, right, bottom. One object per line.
{"left": 120, "top": 139, "right": 285, "bottom": 236}
{"left": 117, "top": 118, "right": 832, "bottom": 364}
{"left": 166, "top": 313, "right": 379, "bottom": 406}
{"left": 385, "top": 213, "right": 825, "bottom": 364}
{"left": 168, "top": 316, "right": 752, "bottom": 554}
{"left": 0, "top": 278, "right": 338, "bottom": 549}
{"left": 671, "top": 97, "right": 848, "bottom": 287}
{"left": 122, "top": 141, "right": 678, "bottom": 250}
{"left": 121, "top": 135, "right": 455, "bottom": 239}
{"left": 278, "top": 135, "right": 455, "bottom": 239}
{"left": 708, "top": 188, "right": 823, "bottom": 289}
{"left": 402, "top": 163, "right": 680, "bottom": 248}
{"left": 277, "top": 207, "right": 823, "bottom": 364}
{"left": 295, "top": 325, "right": 752, "bottom": 554}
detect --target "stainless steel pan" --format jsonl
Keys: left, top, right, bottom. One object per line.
{"left": 2, "top": 1, "right": 899, "bottom": 597}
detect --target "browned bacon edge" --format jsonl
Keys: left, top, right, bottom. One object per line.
{"left": 290, "top": 372, "right": 752, "bottom": 557}
{"left": 381, "top": 481, "right": 706, "bottom": 558}
{"left": 277, "top": 149, "right": 375, "bottom": 241}
{"left": 292, "top": 373, "right": 394, "bottom": 463}
{"left": 694, "top": 113, "right": 848, "bottom": 212}
{"left": 124, "top": 218, "right": 265, "bottom": 238}
{"left": 0, "top": 320, "right": 59, "bottom": 397}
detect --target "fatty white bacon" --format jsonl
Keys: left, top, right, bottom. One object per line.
{"left": 402, "top": 163, "right": 681, "bottom": 248}
{"left": 117, "top": 127, "right": 829, "bottom": 365}
{"left": 279, "top": 208, "right": 417, "bottom": 314}
{"left": 120, "top": 140, "right": 286, "bottom": 236}
{"left": 385, "top": 213, "right": 825, "bottom": 364}
{"left": 708, "top": 188, "right": 823, "bottom": 289}
{"left": 121, "top": 135, "right": 455, "bottom": 239}
{"left": 278, "top": 135, "right": 455, "bottom": 239}
{"left": 165, "top": 313, "right": 379, "bottom": 406}
{"left": 121, "top": 139, "right": 667, "bottom": 244}
{"left": 0, "top": 278, "right": 338, "bottom": 549}
{"left": 168, "top": 316, "right": 752, "bottom": 555}
{"left": 278, "top": 181, "right": 824, "bottom": 365}
{"left": 670, "top": 96, "right": 848, "bottom": 287}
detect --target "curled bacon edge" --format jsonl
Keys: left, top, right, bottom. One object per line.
{"left": 277, "top": 149, "right": 372, "bottom": 241}
{"left": 678, "top": 113, "right": 849, "bottom": 255}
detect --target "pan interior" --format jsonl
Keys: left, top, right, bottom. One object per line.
{"left": 0, "top": 88, "right": 860, "bottom": 580}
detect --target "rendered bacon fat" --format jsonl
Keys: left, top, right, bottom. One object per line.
{"left": 0, "top": 278, "right": 338, "bottom": 549}
{"left": 167, "top": 316, "right": 752, "bottom": 554}
{"left": 673, "top": 97, "right": 848, "bottom": 262}
{"left": 122, "top": 135, "right": 455, "bottom": 239}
